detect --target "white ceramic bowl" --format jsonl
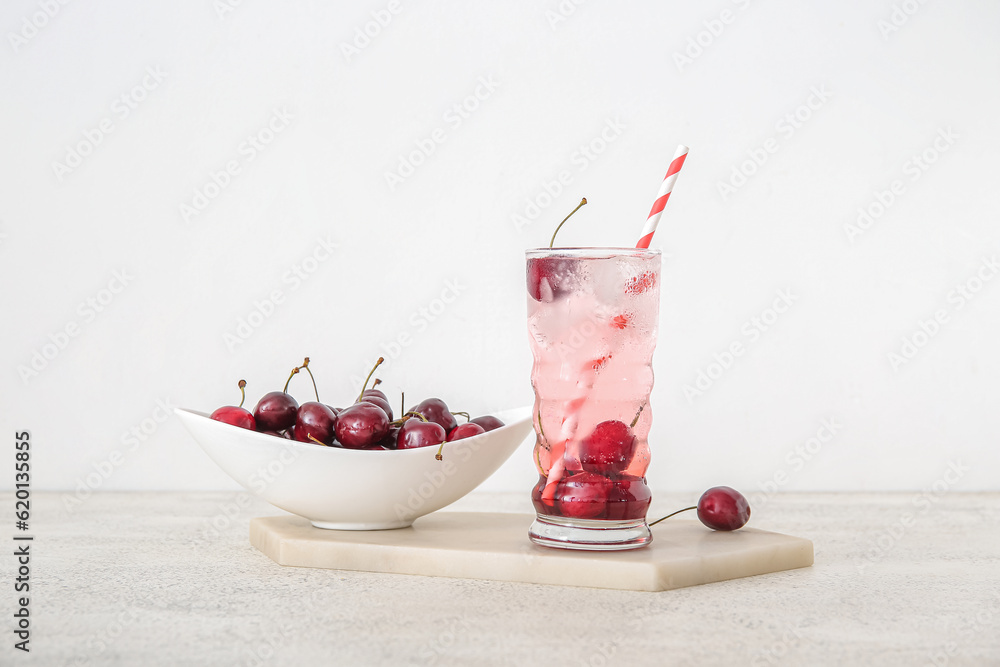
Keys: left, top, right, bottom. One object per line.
{"left": 176, "top": 406, "right": 533, "bottom": 530}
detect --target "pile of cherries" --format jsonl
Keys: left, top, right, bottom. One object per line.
{"left": 209, "top": 357, "right": 504, "bottom": 453}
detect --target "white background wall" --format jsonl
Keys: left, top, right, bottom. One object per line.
{"left": 2, "top": 0, "right": 998, "bottom": 497}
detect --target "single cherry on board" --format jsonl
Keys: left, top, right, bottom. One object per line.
{"left": 697, "top": 486, "right": 751, "bottom": 531}
{"left": 210, "top": 380, "right": 256, "bottom": 430}
{"left": 648, "top": 486, "right": 751, "bottom": 532}
{"left": 579, "top": 420, "right": 637, "bottom": 475}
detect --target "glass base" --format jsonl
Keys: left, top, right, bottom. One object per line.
{"left": 528, "top": 514, "right": 652, "bottom": 551}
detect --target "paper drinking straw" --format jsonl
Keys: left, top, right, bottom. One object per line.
{"left": 636, "top": 144, "right": 688, "bottom": 249}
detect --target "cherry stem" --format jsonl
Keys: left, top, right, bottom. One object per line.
{"left": 389, "top": 411, "right": 426, "bottom": 427}
{"left": 536, "top": 406, "right": 548, "bottom": 445}
{"left": 237, "top": 379, "right": 247, "bottom": 408}
{"left": 283, "top": 365, "right": 300, "bottom": 393}
{"left": 453, "top": 411, "right": 471, "bottom": 421}
{"left": 300, "top": 357, "right": 319, "bottom": 402}
{"left": 401, "top": 391, "right": 405, "bottom": 422}
{"left": 435, "top": 440, "right": 445, "bottom": 461}
{"left": 373, "top": 378, "right": 382, "bottom": 388}
{"left": 356, "top": 357, "right": 385, "bottom": 403}
{"left": 549, "top": 197, "right": 587, "bottom": 248}
{"left": 307, "top": 434, "right": 326, "bottom": 447}
{"left": 648, "top": 506, "right": 697, "bottom": 527}
{"left": 630, "top": 403, "right": 645, "bottom": 429}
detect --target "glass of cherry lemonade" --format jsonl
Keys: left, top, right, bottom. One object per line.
{"left": 527, "top": 247, "right": 660, "bottom": 550}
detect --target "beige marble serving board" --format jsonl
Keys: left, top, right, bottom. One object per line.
{"left": 250, "top": 512, "right": 813, "bottom": 592}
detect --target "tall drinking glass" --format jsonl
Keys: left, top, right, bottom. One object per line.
{"left": 526, "top": 247, "right": 660, "bottom": 550}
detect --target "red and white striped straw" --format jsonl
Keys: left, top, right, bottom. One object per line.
{"left": 636, "top": 144, "right": 689, "bottom": 249}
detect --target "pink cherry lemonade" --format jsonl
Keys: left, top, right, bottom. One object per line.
{"left": 526, "top": 248, "right": 660, "bottom": 549}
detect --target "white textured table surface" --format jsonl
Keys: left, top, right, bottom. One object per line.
{"left": 4, "top": 491, "right": 999, "bottom": 666}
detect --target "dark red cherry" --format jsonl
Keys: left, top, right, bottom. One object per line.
{"left": 376, "top": 426, "right": 400, "bottom": 450}
{"left": 360, "top": 395, "right": 393, "bottom": 421}
{"left": 362, "top": 388, "right": 388, "bottom": 401}
{"left": 211, "top": 379, "right": 256, "bottom": 430}
{"left": 447, "top": 422, "right": 485, "bottom": 441}
{"left": 527, "top": 257, "right": 575, "bottom": 302}
{"left": 605, "top": 475, "right": 652, "bottom": 520}
{"left": 579, "top": 420, "right": 636, "bottom": 475}
{"left": 258, "top": 356, "right": 324, "bottom": 432}
{"left": 294, "top": 402, "right": 338, "bottom": 445}
{"left": 469, "top": 415, "right": 504, "bottom": 432}
{"left": 254, "top": 391, "right": 299, "bottom": 432}
{"left": 554, "top": 472, "right": 612, "bottom": 520}
{"left": 211, "top": 406, "right": 255, "bottom": 430}
{"left": 335, "top": 403, "right": 389, "bottom": 449}
{"left": 396, "top": 419, "right": 446, "bottom": 450}
{"left": 408, "top": 398, "right": 457, "bottom": 433}
{"left": 531, "top": 475, "right": 556, "bottom": 516}
{"left": 697, "top": 486, "right": 751, "bottom": 531}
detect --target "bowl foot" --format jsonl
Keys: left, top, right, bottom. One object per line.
{"left": 310, "top": 519, "right": 414, "bottom": 531}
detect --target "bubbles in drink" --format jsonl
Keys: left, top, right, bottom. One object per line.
{"left": 527, "top": 250, "right": 659, "bottom": 523}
